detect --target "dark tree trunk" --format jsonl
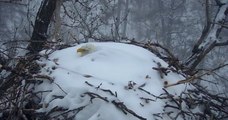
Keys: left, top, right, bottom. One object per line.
{"left": 1, "top": 0, "right": 57, "bottom": 95}
{"left": 27, "top": 0, "right": 57, "bottom": 54}
{"left": 0, "top": 0, "right": 57, "bottom": 119}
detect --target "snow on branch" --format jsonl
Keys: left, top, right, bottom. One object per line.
{"left": 166, "top": 63, "right": 228, "bottom": 88}
{"left": 186, "top": 1, "right": 228, "bottom": 73}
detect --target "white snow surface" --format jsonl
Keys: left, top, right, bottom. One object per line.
{"left": 35, "top": 42, "right": 189, "bottom": 120}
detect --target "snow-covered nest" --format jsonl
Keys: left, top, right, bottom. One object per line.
{"left": 35, "top": 42, "right": 191, "bottom": 120}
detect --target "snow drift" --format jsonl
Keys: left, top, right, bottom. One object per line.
{"left": 35, "top": 42, "right": 189, "bottom": 120}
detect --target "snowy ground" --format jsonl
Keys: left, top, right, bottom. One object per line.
{"left": 35, "top": 42, "right": 190, "bottom": 120}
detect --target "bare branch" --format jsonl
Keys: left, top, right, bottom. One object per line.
{"left": 185, "top": 1, "right": 228, "bottom": 74}
{"left": 165, "top": 63, "right": 228, "bottom": 88}
{"left": 215, "top": 40, "right": 228, "bottom": 46}
{"left": 112, "top": 100, "right": 147, "bottom": 120}
{"left": 214, "top": 0, "right": 225, "bottom": 6}
{"left": 191, "top": 0, "right": 211, "bottom": 54}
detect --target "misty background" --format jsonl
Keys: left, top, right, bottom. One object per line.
{"left": 0, "top": 0, "right": 228, "bottom": 94}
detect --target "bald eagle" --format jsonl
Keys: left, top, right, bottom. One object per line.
{"left": 77, "top": 44, "right": 97, "bottom": 57}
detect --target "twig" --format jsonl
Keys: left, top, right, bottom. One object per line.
{"left": 51, "top": 106, "right": 86, "bottom": 119}
{"left": 112, "top": 100, "right": 147, "bottom": 120}
{"left": 84, "top": 92, "right": 109, "bottom": 102}
{"left": 165, "top": 63, "right": 228, "bottom": 88}
{"left": 138, "top": 87, "right": 167, "bottom": 99}
{"left": 53, "top": 82, "right": 67, "bottom": 95}
{"left": 85, "top": 81, "right": 116, "bottom": 96}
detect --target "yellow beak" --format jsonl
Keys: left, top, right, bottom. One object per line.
{"left": 77, "top": 48, "right": 88, "bottom": 53}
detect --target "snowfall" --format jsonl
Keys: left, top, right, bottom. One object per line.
{"left": 35, "top": 42, "right": 192, "bottom": 120}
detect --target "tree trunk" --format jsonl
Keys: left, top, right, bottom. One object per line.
{"left": 0, "top": 0, "right": 57, "bottom": 103}
{"left": 122, "top": 0, "right": 129, "bottom": 38}
{"left": 114, "top": 0, "right": 122, "bottom": 41}
{"left": 53, "top": 0, "right": 62, "bottom": 42}
{"left": 27, "top": 0, "right": 57, "bottom": 54}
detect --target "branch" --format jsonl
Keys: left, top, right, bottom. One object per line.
{"left": 188, "top": 41, "right": 216, "bottom": 72}
{"left": 51, "top": 106, "right": 86, "bottom": 119}
{"left": 191, "top": 0, "right": 211, "bottom": 54}
{"left": 0, "top": 0, "right": 28, "bottom": 6}
{"left": 84, "top": 92, "right": 109, "bottom": 102}
{"left": 212, "top": 22, "right": 228, "bottom": 29}
{"left": 165, "top": 63, "right": 228, "bottom": 88}
{"left": 112, "top": 100, "right": 147, "bottom": 120}
{"left": 214, "top": 0, "right": 225, "bottom": 7}
{"left": 185, "top": 2, "right": 228, "bottom": 74}
{"left": 215, "top": 40, "right": 228, "bottom": 46}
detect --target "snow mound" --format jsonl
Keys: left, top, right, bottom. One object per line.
{"left": 35, "top": 42, "right": 188, "bottom": 120}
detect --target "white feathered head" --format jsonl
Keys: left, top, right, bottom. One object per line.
{"left": 77, "top": 44, "right": 97, "bottom": 57}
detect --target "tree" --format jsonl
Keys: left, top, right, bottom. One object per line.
{"left": 186, "top": 0, "right": 228, "bottom": 74}
{"left": 0, "top": 0, "right": 228, "bottom": 119}
{"left": 0, "top": 0, "right": 57, "bottom": 119}
{"left": 27, "top": 0, "right": 57, "bottom": 54}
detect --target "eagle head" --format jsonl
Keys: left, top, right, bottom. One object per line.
{"left": 77, "top": 44, "right": 97, "bottom": 57}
